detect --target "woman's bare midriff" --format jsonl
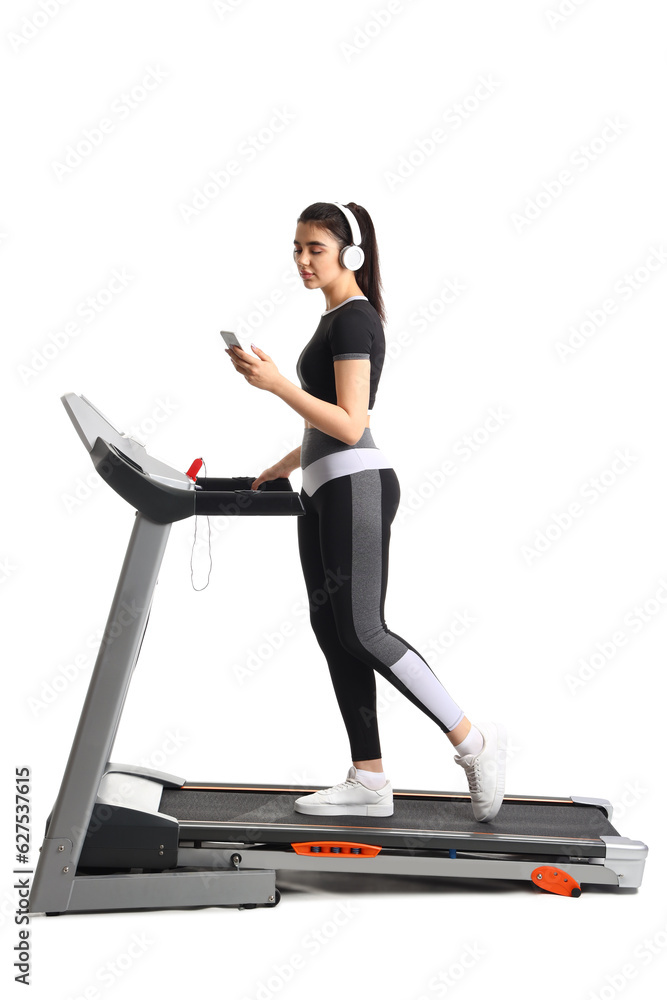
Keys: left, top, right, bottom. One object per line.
{"left": 304, "top": 418, "right": 371, "bottom": 430}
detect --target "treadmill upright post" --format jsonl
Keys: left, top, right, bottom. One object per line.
{"left": 30, "top": 512, "right": 171, "bottom": 914}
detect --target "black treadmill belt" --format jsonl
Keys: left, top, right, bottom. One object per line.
{"left": 160, "top": 788, "right": 619, "bottom": 850}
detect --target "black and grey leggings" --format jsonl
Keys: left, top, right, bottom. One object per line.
{"left": 297, "top": 426, "right": 465, "bottom": 762}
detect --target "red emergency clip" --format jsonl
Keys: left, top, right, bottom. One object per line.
{"left": 186, "top": 458, "right": 204, "bottom": 482}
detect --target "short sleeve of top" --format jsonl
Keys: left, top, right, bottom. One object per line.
{"left": 296, "top": 299, "right": 385, "bottom": 411}
{"left": 328, "top": 307, "right": 374, "bottom": 361}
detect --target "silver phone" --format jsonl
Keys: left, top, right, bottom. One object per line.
{"left": 220, "top": 330, "right": 251, "bottom": 354}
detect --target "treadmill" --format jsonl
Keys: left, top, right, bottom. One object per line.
{"left": 29, "top": 393, "right": 648, "bottom": 916}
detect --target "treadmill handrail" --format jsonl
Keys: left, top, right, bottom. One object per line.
{"left": 62, "top": 392, "right": 305, "bottom": 522}
{"left": 90, "top": 437, "right": 303, "bottom": 522}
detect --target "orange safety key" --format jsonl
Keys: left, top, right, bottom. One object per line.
{"left": 186, "top": 458, "right": 204, "bottom": 482}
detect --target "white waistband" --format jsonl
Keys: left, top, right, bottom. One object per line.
{"left": 301, "top": 447, "right": 394, "bottom": 497}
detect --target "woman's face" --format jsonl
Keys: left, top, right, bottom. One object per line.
{"left": 293, "top": 221, "right": 343, "bottom": 290}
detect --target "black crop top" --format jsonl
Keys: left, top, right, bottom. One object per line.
{"left": 296, "top": 298, "right": 385, "bottom": 411}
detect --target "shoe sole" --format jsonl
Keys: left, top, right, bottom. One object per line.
{"left": 294, "top": 801, "right": 394, "bottom": 817}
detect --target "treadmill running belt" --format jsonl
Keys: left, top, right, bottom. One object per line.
{"left": 159, "top": 788, "right": 619, "bottom": 846}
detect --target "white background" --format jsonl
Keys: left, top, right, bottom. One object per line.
{"left": 1, "top": 0, "right": 666, "bottom": 997}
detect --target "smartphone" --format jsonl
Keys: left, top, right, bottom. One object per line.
{"left": 220, "top": 330, "right": 252, "bottom": 355}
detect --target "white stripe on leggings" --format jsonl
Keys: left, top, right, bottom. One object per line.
{"left": 389, "top": 648, "right": 465, "bottom": 732}
{"left": 302, "top": 448, "right": 394, "bottom": 497}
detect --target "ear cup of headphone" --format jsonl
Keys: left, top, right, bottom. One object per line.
{"left": 340, "top": 244, "right": 365, "bottom": 270}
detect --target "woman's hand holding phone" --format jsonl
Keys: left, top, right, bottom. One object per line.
{"left": 221, "top": 330, "right": 283, "bottom": 394}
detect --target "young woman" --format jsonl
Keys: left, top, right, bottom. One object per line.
{"left": 225, "top": 201, "right": 506, "bottom": 822}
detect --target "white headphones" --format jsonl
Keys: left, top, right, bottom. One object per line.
{"left": 333, "top": 202, "right": 365, "bottom": 271}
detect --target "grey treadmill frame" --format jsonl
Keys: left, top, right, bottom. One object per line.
{"left": 28, "top": 394, "right": 648, "bottom": 915}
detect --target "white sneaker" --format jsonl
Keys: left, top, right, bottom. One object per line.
{"left": 454, "top": 721, "right": 506, "bottom": 822}
{"left": 294, "top": 766, "right": 394, "bottom": 817}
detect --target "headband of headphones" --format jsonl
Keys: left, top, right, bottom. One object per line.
{"left": 333, "top": 202, "right": 362, "bottom": 248}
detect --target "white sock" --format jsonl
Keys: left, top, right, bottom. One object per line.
{"left": 354, "top": 767, "right": 387, "bottom": 789}
{"left": 453, "top": 725, "right": 484, "bottom": 758}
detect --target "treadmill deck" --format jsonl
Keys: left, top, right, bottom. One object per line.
{"left": 159, "top": 783, "right": 620, "bottom": 858}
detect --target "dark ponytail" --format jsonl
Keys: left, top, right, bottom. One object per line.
{"left": 296, "top": 201, "right": 386, "bottom": 327}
